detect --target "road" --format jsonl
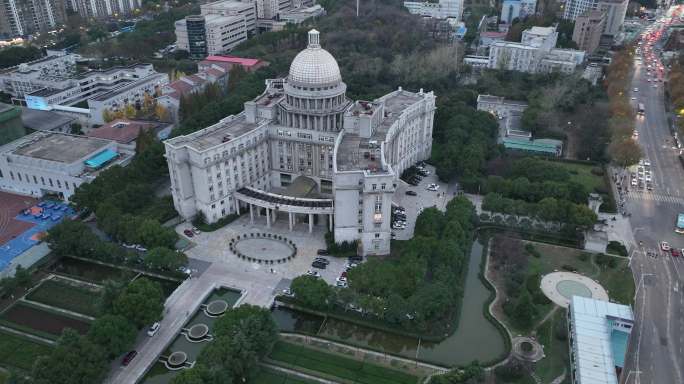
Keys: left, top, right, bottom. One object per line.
{"left": 621, "top": 8, "right": 684, "bottom": 384}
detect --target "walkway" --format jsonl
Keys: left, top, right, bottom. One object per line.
{"left": 262, "top": 362, "right": 342, "bottom": 384}
{"left": 540, "top": 272, "right": 609, "bottom": 308}
{"left": 0, "top": 324, "right": 55, "bottom": 345}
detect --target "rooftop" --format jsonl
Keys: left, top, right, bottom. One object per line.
{"left": 20, "top": 107, "right": 76, "bottom": 131}
{"left": 167, "top": 113, "right": 259, "bottom": 152}
{"left": 570, "top": 296, "right": 634, "bottom": 384}
{"left": 10, "top": 132, "right": 112, "bottom": 163}
{"left": 203, "top": 55, "right": 263, "bottom": 67}
{"left": 503, "top": 137, "right": 562, "bottom": 154}
{"left": 91, "top": 73, "right": 166, "bottom": 102}
{"left": 28, "top": 87, "right": 67, "bottom": 97}
{"left": 337, "top": 90, "right": 424, "bottom": 172}
{"left": 527, "top": 26, "right": 556, "bottom": 36}
{"left": 86, "top": 119, "right": 158, "bottom": 144}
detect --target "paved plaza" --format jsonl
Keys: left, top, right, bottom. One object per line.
{"left": 540, "top": 271, "right": 609, "bottom": 308}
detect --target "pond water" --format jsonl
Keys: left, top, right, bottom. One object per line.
{"left": 272, "top": 239, "right": 507, "bottom": 366}
{"left": 142, "top": 288, "right": 242, "bottom": 384}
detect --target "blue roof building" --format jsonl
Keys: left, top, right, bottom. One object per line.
{"left": 568, "top": 296, "right": 634, "bottom": 384}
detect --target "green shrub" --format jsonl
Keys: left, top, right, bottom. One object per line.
{"left": 595, "top": 253, "right": 609, "bottom": 267}
{"left": 524, "top": 243, "right": 541, "bottom": 258}
{"left": 590, "top": 167, "right": 605, "bottom": 176}
{"left": 606, "top": 241, "right": 628, "bottom": 256}
{"left": 561, "top": 264, "right": 577, "bottom": 272}
{"left": 494, "top": 361, "right": 526, "bottom": 381}
{"left": 578, "top": 252, "right": 590, "bottom": 261}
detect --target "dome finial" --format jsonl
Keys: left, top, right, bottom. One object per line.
{"left": 308, "top": 29, "right": 320, "bottom": 48}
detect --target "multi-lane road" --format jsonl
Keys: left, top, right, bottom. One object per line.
{"left": 622, "top": 8, "right": 684, "bottom": 384}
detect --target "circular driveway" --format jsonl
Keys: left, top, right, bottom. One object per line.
{"left": 233, "top": 237, "right": 294, "bottom": 262}
{"left": 541, "top": 272, "right": 609, "bottom": 308}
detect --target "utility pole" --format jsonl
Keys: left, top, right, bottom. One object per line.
{"left": 356, "top": 0, "right": 359, "bottom": 17}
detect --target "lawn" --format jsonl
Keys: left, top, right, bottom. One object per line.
{"left": 25, "top": 278, "right": 102, "bottom": 317}
{"left": 0, "top": 331, "right": 53, "bottom": 371}
{"left": 553, "top": 161, "right": 607, "bottom": 193}
{"left": 0, "top": 302, "right": 91, "bottom": 339}
{"left": 50, "top": 257, "right": 134, "bottom": 283}
{"left": 268, "top": 341, "right": 420, "bottom": 384}
{"left": 533, "top": 310, "right": 569, "bottom": 383}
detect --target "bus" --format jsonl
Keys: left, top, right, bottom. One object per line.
{"left": 676, "top": 213, "right": 684, "bottom": 234}
{"left": 637, "top": 103, "right": 645, "bottom": 116}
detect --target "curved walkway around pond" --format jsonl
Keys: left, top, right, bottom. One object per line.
{"left": 540, "top": 272, "right": 609, "bottom": 308}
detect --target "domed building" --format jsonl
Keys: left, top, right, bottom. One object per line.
{"left": 165, "top": 30, "right": 435, "bottom": 256}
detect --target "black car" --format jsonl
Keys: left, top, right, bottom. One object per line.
{"left": 316, "top": 249, "right": 329, "bottom": 255}
{"left": 314, "top": 257, "right": 330, "bottom": 265}
{"left": 405, "top": 190, "right": 417, "bottom": 196}
{"left": 312, "top": 261, "right": 327, "bottom": 269}
{"left": 348, "top": 255, "right": 363, "bottom": 263}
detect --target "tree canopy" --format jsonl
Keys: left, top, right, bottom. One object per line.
{"left": 113, "top": 277, "right": 164, "bottom": 329}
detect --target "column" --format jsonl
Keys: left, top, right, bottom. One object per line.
{"left": 288, "top": 212, "right": 293, "bottom": 231}
{"left": 266, "top": 208, "right": 271, "bottom": 229}
{"left": 272, "top": 209, "right": 277, "bottom": 224}
{"left": 234, "top": 199, "right": 240, "bottom": 215}
{"left": 249, "top": 204, "right": 254, "bottom": 225}
{"left": 308, "top": 213, "right": 313, "bottom": 233}
{"left": 329, "top": 213, "right": 333, "bottom": 231}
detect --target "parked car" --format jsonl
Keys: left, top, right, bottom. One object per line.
{"left": 336, "top": 280, "right": 348, "bottom": 288}
{"left": 147, "top": 322, "right": 160, "bottom": 337}
{"left": 306, "top": 270, "right": 321, "bottom": 278}
{"left": 122, "top": 350, "right": 138, "bottom": 366}
{"left": 661, "top": 241, "right": 671, "bottom": 251}
{"left": 312, "top": 261, "right": 327, "bottom": 269}
{"left": 316, "top": 249, "right": 330, "bottom": 256}
{"left": 405, "top": 190, "right": 417, "bottom": 196}
{"left": 314, "top": 257, "right": 330, "bottom": 265}
{"left": 671, "top": 248, "right": 681, "bottom": 257}
{"left": 192, "top": 227, "right": 200, "bottom": 234}
{"left": 348, "top": 255, "right": 363, "bottom": 263}
{"left": 183, "top": 229, "right": 194, "bottom": 237}
{"left": 282, "top": 288, "right": 294, "bottom": 296}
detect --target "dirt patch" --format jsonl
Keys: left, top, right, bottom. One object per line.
{"left": 1, "top": 302, "right": 90, "bottom": 336}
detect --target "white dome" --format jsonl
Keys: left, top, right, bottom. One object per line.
{"left": 288, "top": 30, "right": 342, "bottom": 86}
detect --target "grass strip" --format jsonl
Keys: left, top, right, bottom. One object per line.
{"left": 25, "top": 279, "right": 101, "bottom": 317}
{"left": 0, "top": 330, "right": 53, "bottom": 371}
{"left": 269, "top": 341, "right": 419, "bottom": 384}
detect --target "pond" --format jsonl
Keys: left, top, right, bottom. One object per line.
{"left": 142, "top": 288, "right": 242, "bottom": 384}
{"left": 272, "top": 238, "right": 507, "bottom": 366}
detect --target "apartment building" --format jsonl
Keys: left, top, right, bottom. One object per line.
{"left": 573, "top": 9, "right": 605, "bottom": 54}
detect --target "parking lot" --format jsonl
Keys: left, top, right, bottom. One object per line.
{"left": 392, "top": 164, "right": 450, "bottom": 240}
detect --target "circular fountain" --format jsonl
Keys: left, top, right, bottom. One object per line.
{"left": 165, "top": 351, "right": 188, "bottom": 370}
{"left": 187, "top": 323, "right": 210, "bottom": 342}
{"left": 205, "top": 299, "right": 229, "bottom": 317}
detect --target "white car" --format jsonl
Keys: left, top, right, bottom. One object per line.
{"left": 426, "top": 183, "right": 440, "bottom": 191}
{"left": 644, "top": 160, "right": 651, "bottom": 166}
{"left": 336, "top": 276, "right": 347, "bottom": 283}
{"left": 147, "top": 322, "right": 160, "bottom": 337}
{"left": 634, "top": 88, "right": 639, "bottom": 92}
{"left": 631, "top": 178, "right": 638, "bottom": 187}
{"left": 306, "top": 270, "right": 321, "bottom": 278}
{"left": 661, "top": 241, "right": 671, "bottom": 251}
{"left": 336, "top": 280, "right": 348, "bottom": 287}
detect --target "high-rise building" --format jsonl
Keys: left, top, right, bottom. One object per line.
{"left": 165, "top": 30, "right": 436, "bottom": 256}
{"left": 175, "top": 13, "right": 248, "bottom": 59}
{"left": 403, "top": 0, "right": 463, "bottom": 21}
{"left": 200, "top": 0, "right": 256, "bottom": 35}
{"left": 71, "top": 0, "right": 140, "bottom": 19}
{"left": 572, "top": 9, "right": 605, "bottom": 54}
{"left": 500, "top": 0, "right": 537, "bottom": 24}
{"left": 0, "top": 0, "right": 67, "bottom": 37}
{"left": 562, "top": 0, "right": 596, "bottom": 21}
{"left": 597, "top": 0, "right": 627, "bottom": 36}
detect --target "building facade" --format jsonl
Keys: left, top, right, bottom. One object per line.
{"left": 0, "top": 0, "right": 67, "bottom": 37}
{"left": 165, "top": 30, "right": 435, "bottom": 256}
{"left": 562, "top": 0, "right": 597, "bottom": 21}
{"left": 403, "top": 0, "right": 463, "bottom": 20}
{"left": 70, "top": 0, "right": 140, "bottom": 19}
{"left": 499, "top": 0, "right": 536, "bottom": 24}
{"left": 573, "top": 9, "right": 605, "bottom": 54}
{"left": 597, "top": 0, "right": 627, "bottom": 36}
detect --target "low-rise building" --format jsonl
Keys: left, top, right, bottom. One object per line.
{"left": 0, "top": 131, "right": 132, "bottom": 200}
{"left": 568, "top": 296, "right": 634, "bottom": 384}
{"left": 477, "top": 94, "right": 529, "bottom": 117}
{"left": 199, "top": 55, "right": 269, "bottom": 73}
{"left": 0, "top": 52, "right": 77, "bottom": 99}
{"left": 157, "top": 65, "right": 230, "bottom": 123}
{"left": 488, "top": 25, "right": 586, "bottom": 73}
{"left": 86, "top": 119, "right": 172, "bottom": 150}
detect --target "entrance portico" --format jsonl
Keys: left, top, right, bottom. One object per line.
{"left": 234, "top": 187, "right": 333, "bottom": 233}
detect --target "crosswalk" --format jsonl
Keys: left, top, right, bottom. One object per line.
{"left": 625, "top": 191, "right": 684, "bottom": 205}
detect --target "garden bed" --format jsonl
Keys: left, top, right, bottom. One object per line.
{"left": 0, "top": 330, "right": 53, "bottom": 371}
{"left": 251, "top": 366, "right": 318, "bottom": 384}
{"left": 49, "top": 257, "right": 134, "bottom": 283}
{"left": 0, "top": 302, "right": 90, "bottom": 338}
{"left": 25, "top": 278, "right": 102, "bottom": 317}
{"left": 267, "top": 341, "right": 420, "bottom": 384}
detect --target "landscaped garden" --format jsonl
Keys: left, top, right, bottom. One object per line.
{"left": 0, "top": 330, "right": 53, "bottom": 371}
{"left": 25, "top": 278, "right": 102, "bottom": 317}
{"left": 267, "top": 341, "right": 421, "bottom": 384}
{"left": 251, "top": 367, "right": 318, "bottom": 384}
{"left": 49, "top": 256, "right": 135, "bottom": 283}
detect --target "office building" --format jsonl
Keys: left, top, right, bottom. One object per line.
{"left": 175, "top": 14, "right": 247, "bottom": 59}
{"left": 568, "top": 296, "right": 634, "bottom": 384}
{"left": 598, "top": 0, "right": 628, "bottom": 36}
{"left": 562, "top": 0, "right": 597, "bottom": 21}
{"left": 573, "top": 9, "right": 605, "bottom": 54}
{"left": 0, "top": 0, "right": 67, "bottom": 37}
{"left": 200, "top": 0, "right": 256, "bottom": 35}
{"left": 0, "top": 52, "right": 77, "bottom": 99}
{"left": 404, "top": 0, "right": 463, "bottom": 21}
{"left": 500, "top": 0, "right": 537, "bottom": 24}
{"left": 165, "top": 30, "right": 435, "bottom": 256}
{"left": 488, "top": 26, "right": 586, "bottom": 73}
{"left": 0, "top": 131, "right": 132, "bottom": 200}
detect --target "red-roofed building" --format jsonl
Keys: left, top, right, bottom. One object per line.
{"left": 199, "top": 55, "right": 269, "bottom": 73}
{"left": 157, "top": 65, "right": 230, "bottom": 123}
{"left": 86, "top": 119, "right": 173, "bottom": 149}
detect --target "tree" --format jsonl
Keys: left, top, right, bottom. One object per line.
{"left": 124, "top": 104, "right": 137, "bottom": 119}
{"left": 97, "top": 279, "right": 126, "bottom": 314}
{"left": 137, "top": 219, "right": 178, "bottom": 248}
{"left": 212, "top": 305, "right": 278, "bottom": 357}
{"left": 13, "top": 265, "right": 31, "bottom": 287}
{"left": 511, "top": 289, "right": 537, "bottom": 328}
{"left": 608, "top": 138, "right": 643, "bottom": 167}
{"left": 32, "top": 329, "right": 108, "bottom": 384}
{"left": 102, "top": 109, "right": 115, "bottom": 123}
{"left": 87, "top": 314, "right": 137, "bottom": 358}
{"left": 290, "top": 275, "right": 333, "bottom": 309}
{"left": 113, "top": 277, "right": 164, "bottom": 328}
{"left": 144, "top": 247, "right": 187, "bottom": 271}
{"left": 170, "top": 365, "right": 210, "bottom": 384}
